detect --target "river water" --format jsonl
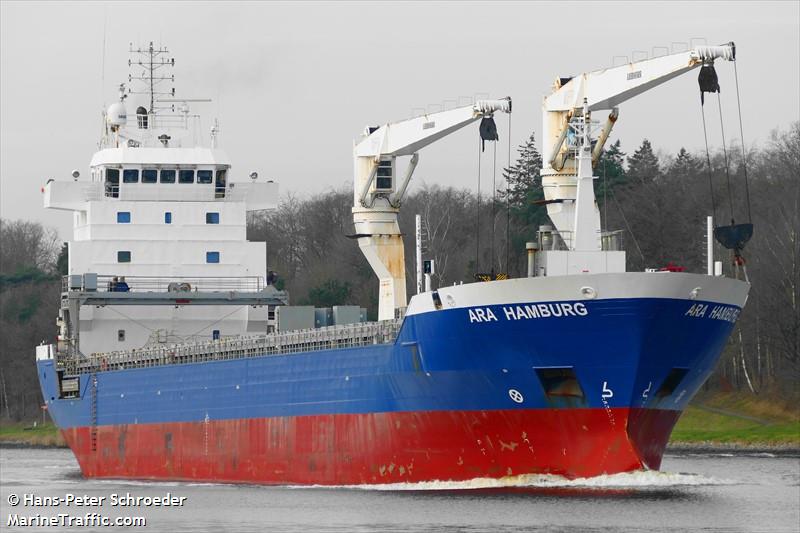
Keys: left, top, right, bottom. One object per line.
{"left": 1, "top": 447, "right": 797, "bottom": 532}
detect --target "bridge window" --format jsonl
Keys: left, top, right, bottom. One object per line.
{"left": 206, "top": 251, "right": 220, "bottom": 263}
{"left": 142, "top": 169, "right": 158, "bottom": 183}
{"left": 160, "top": 169, "right": 176, "bottom": 183}
{"left": 123, "top": 169, "right": 139, "bottom": 183}
{"left": 197, "top": 170, "right": 213, "bottom": 184}
{"left": 117, "top": 251, "right": 131, "bottom": 263}
{"left": 117, "top": 212, "right": 131, "bottom": 223}
{"left": 164, "top": 212, "right": 172, "bottom": 224}
{"left": 206, "top": 212, "right": 220, "bottom": 224}
{"left": 179, "top": 169, "right": 195, "bottom": 184}
{"left": 118, "top": 329, "right": 125, "bottom": 342}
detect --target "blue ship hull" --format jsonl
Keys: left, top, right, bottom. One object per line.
{"left": 37, "top": 273, "right": 748, "bottom": 484}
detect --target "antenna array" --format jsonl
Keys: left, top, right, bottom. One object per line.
{"left": 128, "top": 42, "right": 175, "bottom": 115}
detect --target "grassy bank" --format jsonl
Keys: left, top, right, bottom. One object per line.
{"left": 670, "top": 392, "right": 800, "bottom": 447}
{"left": 0, "top": 421, "right": 65, "bottom": 447}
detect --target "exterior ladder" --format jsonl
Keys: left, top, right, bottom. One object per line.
{"left": 90, "top": 374, "right": 98, "bottom": 452}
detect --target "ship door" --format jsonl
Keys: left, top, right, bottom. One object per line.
{"left": 215, "top": 169, "right": 227, "bottom": 198}
{"left": 105, "top": 168, "right": 120, "bottom": 198}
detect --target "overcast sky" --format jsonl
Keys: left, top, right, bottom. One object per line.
{"left": 1, "top": 1, "right": 798, "bottom": 237}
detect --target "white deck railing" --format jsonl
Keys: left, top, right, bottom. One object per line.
{"left": 64, "top": 274, "right": 265, "bottom": 293}
{"left": 59, "top": 319, "right": 403, "bottom": 375}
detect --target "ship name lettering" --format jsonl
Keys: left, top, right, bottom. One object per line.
{"left": 709, "top": 305, "right": 740, "bottom": 323}
{"left": 497, "top": 302, "right": 588, "bottom": 322}
{"left": 685, "top": 303, "right": 708, "bottom": 317}
{"left": 468, "top": 308, "right": 498, "bottom": 323}
{"left": 685, "top": 303, "right": 740, "bottom": 323}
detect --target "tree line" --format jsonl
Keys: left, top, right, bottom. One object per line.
{"left": 1, "top": 122, "right": 797, "bottom": 420}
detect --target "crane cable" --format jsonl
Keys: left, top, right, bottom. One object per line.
{"left": 716, "top": 94, "right": 736, "bottom": 226}
{"left": 476, "top": 137, "right": 481, "bottom": 273}
{"left": 700, "top": 102, "right": 717, "bottom": 223}
{"left": 505, "top": 111, "right": 512, "bottom": 274}
{"left": 699, "top": 57, "right": 754, "bottom": 281}
{"left": 491, "top": 141, "right": 497, "bottom": 276}
{"left": 733, "top": 59, "right": 753, "bottom": 223}
{"left": 700, "top": 59, "right": 753, "bottom": 227}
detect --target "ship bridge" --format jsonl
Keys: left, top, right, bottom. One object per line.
{"left": 42, "top": 42, "right": 285, "bottom": 358}
{"left": 45, "top": 147, "right": 276, "bottom": 208}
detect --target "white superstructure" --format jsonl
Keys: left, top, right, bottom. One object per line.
{"left": 44, "top": 43, "right": 284, "bottom": 357}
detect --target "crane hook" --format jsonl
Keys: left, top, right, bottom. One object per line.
{"left": 479, "top": 116, "right": 499, "bottom": 152}
{"left": 698, "top": 62, "right": 720, "bottom": 106}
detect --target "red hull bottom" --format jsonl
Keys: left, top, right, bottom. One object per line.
{"left": 62, "top": 408, "right": 681, "bottom": 485}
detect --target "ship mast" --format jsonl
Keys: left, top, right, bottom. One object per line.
{"left": 128, "top": 42, "right": 175, "bottom": 115}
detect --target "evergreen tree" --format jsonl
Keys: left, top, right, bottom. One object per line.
{"left": 495, "top": 131, "right": 548, "bottom": 275}
{"left": 669, "top": 147, "right": 702, "bottom": 179}
{"left": 499, "top": 131, "right": 548, "bottom": 229}
{"left": 304, "top": 279, "right": 352, "bottom": 307}
{"left": 56, "top": 243, "right": 68, "bottom": 275}
{"left": 501, "top": 131, "right": 543, "bottom": 207}
{"left": 595, "top": 139, "right": 627, "bottom": 200}
{"left": 626, "top": 138, "right": 661, "bottom": 183}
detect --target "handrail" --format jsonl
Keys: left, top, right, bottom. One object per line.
{"left": 63, "top": 274, "right": 265, "bottom": 293}
{"left": 57, "top": 319, "right": 403, "bottom": 375}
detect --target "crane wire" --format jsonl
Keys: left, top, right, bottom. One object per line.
{"left": 476, "top": 137, "right": 481, "bottom": 273}
{"left": 700, "top": 102, "right": 717, "bottom": 223}
{"left": 733, "top": 59, "right": 753, "bottom": 223}
{"left": 610, "top": 187, "right": 645, "bottom": 263}
{"left": 717, "top": 94, "right": 736, "bottom": 225}
{"left": 505, "top": 112, "right": 511, "bottom": 274}
{"left": 603, "top": 160, "right": 608, "bottom": 231}
{"left": 491, "top": 141, "right": 497, "bottom": 275}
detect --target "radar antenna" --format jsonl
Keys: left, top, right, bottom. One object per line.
{"left": 128, "top": 41, "right": 175, "bottom": 115}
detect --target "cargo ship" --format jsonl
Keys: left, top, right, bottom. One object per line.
{"left": 36, "top": 42, "right": 748, "bottom": 485}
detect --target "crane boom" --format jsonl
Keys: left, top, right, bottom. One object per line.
{"left": 540, "top": 42, "right": 736, "bottom": 251}
{"left": 355, "top": 100, "right": 510, "bottom": 158}
{"left": 353, "top": 99, "right": 511, "bottom": 321}
{"left": 543, "top": 44, "right": 734, "bottom": 114}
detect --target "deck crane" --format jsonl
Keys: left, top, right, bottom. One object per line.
{"left": 541, "top": 42, "right": 736, "bottom": 255}
{"left": 353, "top": 98, "right": 512, "bottom": 321}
